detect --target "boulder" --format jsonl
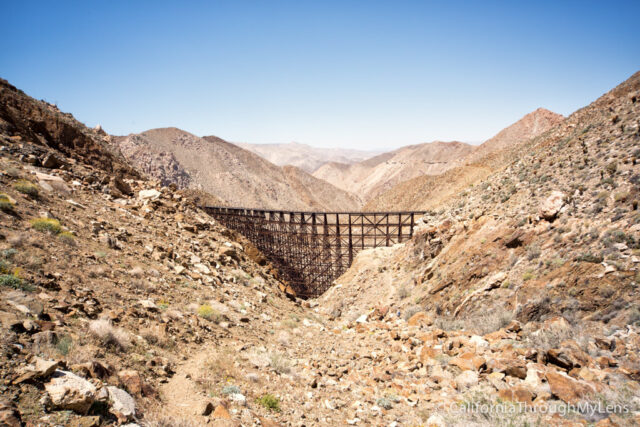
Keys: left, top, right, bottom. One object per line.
{"left": 212, "top": 404, "right": 232, "bottom": 419}
{"left": 449, "top": 353, "right": 486, "bottom": 371}
{"left": 539, "top": 191, "right": 565, "bottom": 220}
{"left": 455, "top": 370, "right": 479, "bottom": 390}
{"left": 545, "top": 370, "right": 594, "bottom": 403}
{"left": 138, "top": 189, "right": 161, "bottom": 200}
{"left": 407, "top": 311, "right": 433, "bottom": 327}
{"left": 107, "top": 386, "right": 136, "bottom": 421}
{"left": 45, "top": 370, "right": 97, "bottom": 414}
{"left": 118, "top": 369, "right": 143, "bottom": 395}
{"left": 13, "top": 357, "right": 59, "bottom": 384}
{"left": 0, "top": 400, "right": 22, "bottom": 427}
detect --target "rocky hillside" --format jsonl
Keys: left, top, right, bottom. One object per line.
{"left": 236, "top": 141, "right": 380, "bottom": 173}
{"left": 0, "top": 79, "right": 137, "bottom": 178}
{"left": 365, "top": 108, "right": 564, "bottom": 210}
{"left": 317, "top": 71, "right": 640, "bottom": 425}
{"left": 113, "top": 128, "right": 362, "bottom": 211}
{"left": 313, "top": 141, "right": 475, "bottom": 203}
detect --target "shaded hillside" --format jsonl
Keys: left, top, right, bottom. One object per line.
{"left": 365, "top": 108, "right": 564, "bottom": 210}
{"left": 113, "top": 128, "right": 361, "bottom": 210}
{"left": 237, "top": 141, "right": 380, "bottom": 173}
{"left": 0, "top": 78, "right": 137, "bottom": 177}
{"left": 313, "top": 141, "right": 474, "bottom": 202}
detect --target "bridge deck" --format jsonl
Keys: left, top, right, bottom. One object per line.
{"left": 203, "top": 206, "right": 425, "bottom": 297}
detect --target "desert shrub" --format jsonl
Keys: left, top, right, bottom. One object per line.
{"left": 628, "top": 306, "right": 640, "bottom": 325}
{"left": 403, "top": 305, "right": 422, "bottom": 320}
{"left": 221, "top": 385, "right": 241, "bottom": 395}
{"left": 89, "top": 319, "right": 130, "bottom": 351}
{"left": 197, "top": 305, "right": 222, "bottom": 323}
{"left": 269, "top": 352, "right": 291, "bottom": 374}
{"left": 526, "top": 244, "right": 541, "bottom": 260}
{"left": 0, "top": 274, "right": 34, "bottom": 291}
{"left": 396, "top": 285, "right": 410, "bottom": 299}
{"left": 376, "top": 397, "right": 393, "bottom": 410}
{"left": 30, "top": 217, "right": 62, "bottom": 234}
{"left": 576, "top": 253, "right": 603, "bottom": 263}
{"left": 257, "top": 394, "right": 280, "bottom": 411}
{"left": 55, "top": 335, "right": 73, "bottom": 356}
{"left": 606, "top": 161, "right": 618, "bottom": 175}
{"left": 0, "top": 194, "right": 15, "bottom": 213}
{"left": 58, "top": 231, "right": 76, "bottom": 246}
{"left": 522, "top": 270, "right": 535, "bottom": 281}
{"left": 521, "top": 319, "right": 574, "bottom": 350}
{"left": 13, "top": 180, "right": 39, "bottom": 198}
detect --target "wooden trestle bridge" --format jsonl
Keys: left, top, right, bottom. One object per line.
{"left": 204, "top": 206, "right": 425, "bottom": 298}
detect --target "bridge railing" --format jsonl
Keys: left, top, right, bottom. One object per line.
{"left": 203, "top": 206, "right": 425, "bottom": 298}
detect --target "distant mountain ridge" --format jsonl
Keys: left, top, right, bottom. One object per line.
{"left": 236, "top": 141, "right": 381, "bottom": 173}
{"left": 313, "top": 140, "right": 475, "bottom": 202}
{"left": 112, "top": 128, "right": 362, "bottom": 211}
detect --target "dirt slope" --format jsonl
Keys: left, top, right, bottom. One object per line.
{"left": 313, "top": 141, "right": 474, "bottom": 202}
{"left": 113, "top": 128, "right": 362, "bottom": 211}
{"left": 365, "top": 108, "right": 564, "bottom": 210}
{"left": 236, "top": 141, "right": 380, "bottom": 173}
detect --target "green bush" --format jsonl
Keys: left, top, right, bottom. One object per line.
{"left": 257, "top": 394, "right": 280, "bottom": 411}
{"left": 14, "top": 180, "right": 39, "bottom": 198}
{"left": 0, "top": 193, "right": 15, "bottom": 213}
{"left": 0, "top": 274, "right": 34, "bottom": 291}
{"left": 56, "top": 335, "right": 73, "bottom": 356}
{"left": 30, "top": 217, "right": 62, "bottom": 234}
{"left": 197, "top": 304, "right": 222, "bottom": 323}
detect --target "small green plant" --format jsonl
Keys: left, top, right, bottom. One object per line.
{"left": 522, "top": 270, "right": 535, "bottom": 281}
{"left": 55, "top": 335, "right": 73, "bottom": 356}
{"left": 221, "top": 385, "right": 241, "bottom": 395}
{"left": 197, "top": 304, "right": 222, "bottom": 323}
{"left": 0, "top": 193, "right": 15, "bottom": 213}
{"left": 13, "top": 180, "right": 39, "bottom": 198}
{"left": 257, "top": 394, "right": 280, "bottom": 411}
{"left": 605, "top": 161, "right": 618, "bottom": 175}
{"left": 576, "top": 253, "right": 604, "bottom": 263}
{"left": 30, "top": 217, "right": 62, "bottom": 234}
{"left": 0, "top": 273, "right": 34, "bottom": 291}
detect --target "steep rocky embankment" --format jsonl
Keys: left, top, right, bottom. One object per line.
{"left": 317, "top": 72, "right": 640, "bottom": 424}
{"left": 113, "top": 129, "right": 362, "bottom": 211}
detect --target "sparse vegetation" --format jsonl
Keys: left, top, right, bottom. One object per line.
{"left": 269, "top": 352, "right": 291, "bottom": 374}
{"left": 13, "top": 180, "right": 39, "bottom": 197}
{"left": 0, "top": 273, "right": 33, "bottom": 291}
{"left": 197, "top": 304, "right": 222, "bottom": 323}
{"left": 58, "top": 231, "right": 76, "bottom": 245}
{"left": 0, "top": 193, "right": 15, "bottom": 213}
{"left": 30, "top": 217, "right": 63, "bottom": 234}
{"left": 257, "top": 394, "right": 280, "bottom": 411}
{"left": 89, "top": 319, "right": 130, "bottom": 351}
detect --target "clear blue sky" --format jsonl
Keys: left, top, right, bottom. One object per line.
{"left": 1, "top": 1, "right": 639, "bottom": 150}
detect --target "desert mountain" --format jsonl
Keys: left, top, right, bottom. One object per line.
{"left": 113, "top": 128, "right": 362, "bottom": 211}
{"left": 236, "top": 141, "right": 380, "bottom": 173}
{"left": 313, "top": 140, "right": 475, "bottom": 202}
{"left": 1, "top": 72, "right": 640, "bottom": 426}
{"left": 364, "top": 108, "right": 564, "bottom": 210}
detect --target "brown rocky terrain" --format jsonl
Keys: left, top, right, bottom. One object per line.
{"left": 236, "top": 141, "right": 380, "bottom": 174}
{"left": 113, "top": 129, "right": 362, "bottom": 211}
{"left": 319, "top": 71, "right": 640, "bottom": 424}
{"left": 365, "top": 108, "right": 564, "bottom": 211}
{"left": 313, "top": 141, "right": 475, "bottom": 203}
{"left": 1, "top": 70, "right": 639, "bottom": 427}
